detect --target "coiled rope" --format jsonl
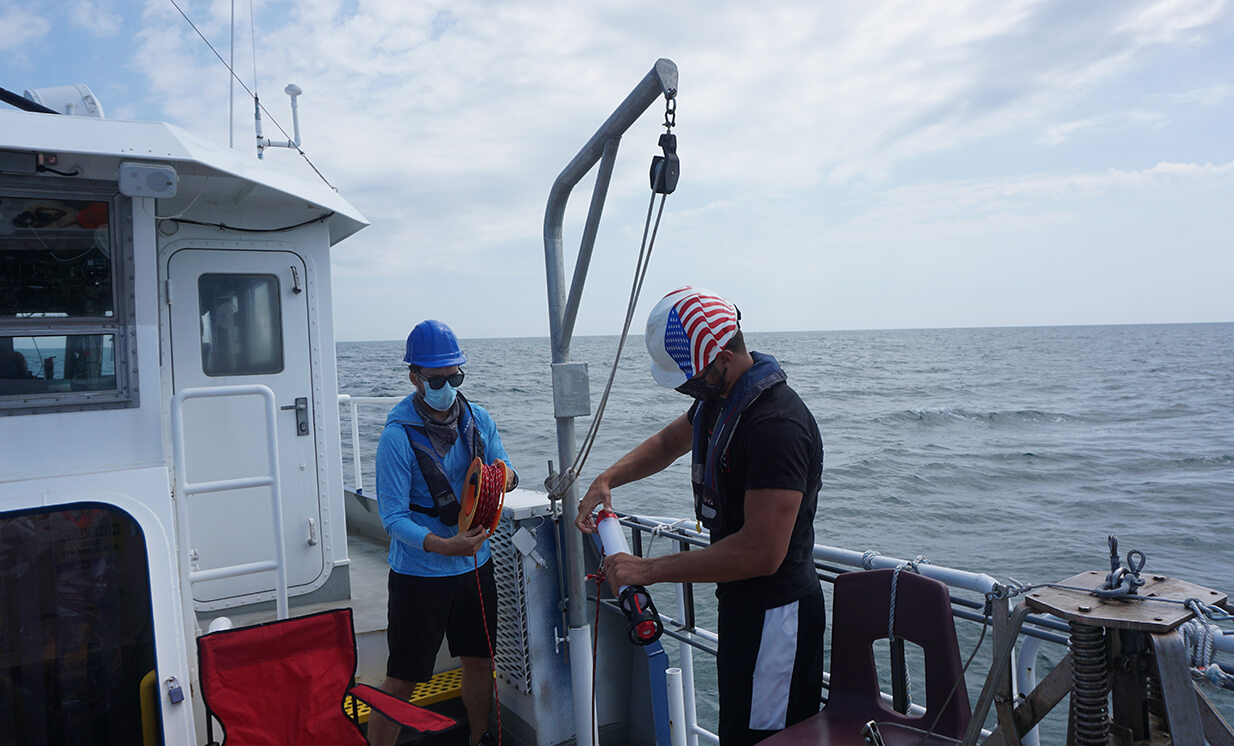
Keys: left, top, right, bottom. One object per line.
{"left": 1181, "top": 599, "right": 1234, "bottom": 690}
{"left": 461, "top": 458, "right": 508, "bottom": 533}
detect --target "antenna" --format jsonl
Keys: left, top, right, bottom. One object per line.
{"left": 255, "top": 84, "right": 304, "bottom": 159}
{"left": 229, "top": 0, "right": 235, "bottom": 148}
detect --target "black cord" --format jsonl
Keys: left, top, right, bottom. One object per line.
{"left": 911, "top": 612, "right": 990, "bottom": 746}
{"left": 37, "top": 164, "right": 81, "bottom": 177}
{"left": 170, "top": 211, "right": 334, "bottom": 233}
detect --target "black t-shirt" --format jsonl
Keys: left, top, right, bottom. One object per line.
{"left": 688, "top": 380, "right": 824, "bottom": 607}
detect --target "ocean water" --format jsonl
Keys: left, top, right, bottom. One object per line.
{"left": 338, "top": 323, "right": 1234, "bottom": 735}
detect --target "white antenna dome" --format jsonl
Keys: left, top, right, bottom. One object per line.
{"left": 23, "top": 84, "right": 105, "bottom": 118}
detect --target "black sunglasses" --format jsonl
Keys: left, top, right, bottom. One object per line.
{"left": 420, "top": 370, "right": 465, "bottom": 390}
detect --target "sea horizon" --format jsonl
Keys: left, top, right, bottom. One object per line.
{"left": 338, "top": 318, "right": 1234, "bottom": 345}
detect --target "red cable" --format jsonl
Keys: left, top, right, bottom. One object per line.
{"left": 469, "top": 461, "right": 504, "bottom": 530}
{"left": 590, "top": 571, "right": 604, "bottom": 746}
{"left": 467, "top": 462, "right": 510, "bottom": 743}
{"left": 474, "top": 553, "right": 502, "bottom": 746}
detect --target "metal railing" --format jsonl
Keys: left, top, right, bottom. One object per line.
{"left": 171, "top": 384, "right": 289, "bottom": 619}
{"left": 336, "top": 394, "right": 1232, "bottom": 744}
{"left": 611, "top": 513, "right": 1234, "bottom": 745}
{"left": 337, "top": 393, "right": 392, "bottom": 495}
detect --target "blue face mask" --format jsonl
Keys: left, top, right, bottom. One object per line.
{"left": 421, "top": 380, "right": 458, "bottom": 411}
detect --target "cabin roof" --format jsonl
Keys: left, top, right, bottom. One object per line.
{"left": 0, "top": 109, "right": 368, "bottom": 244}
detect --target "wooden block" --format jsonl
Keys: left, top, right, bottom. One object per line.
{"left": 1024, "top": 571, "right": 1227, "bottom": 633}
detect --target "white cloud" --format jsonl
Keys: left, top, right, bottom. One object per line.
{"left": 0, "top": 3, "right": 52, "bottom": 53}
{"left": 19, "top": 0, "right": 1229, "bottom": 337}
{"left": 1176, "top": 83, "right": 1234, "bottom": 106}
{"left": 66, "top": 0, "right": 124, "bottom": 37}
{"left": 1043, "top": 110, "right": 1167, "bottom": 145}
{"left": 847, "top": 159, "right": 1234, "bottom": 232}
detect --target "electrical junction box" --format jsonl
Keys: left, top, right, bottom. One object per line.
{"left": 551, "top": 362, "right": 591, "bottom": 418}
{"left": 119, "top": 162, "right": 178, "bottom": 199}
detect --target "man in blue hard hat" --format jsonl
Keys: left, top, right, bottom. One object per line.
{"left": 368, "top": 319, "right": 518, "bottom": 746}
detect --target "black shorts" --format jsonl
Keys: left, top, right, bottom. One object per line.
{"left": 386, "top": 561, "right": 498, "bottom": 683}
{"left": 716, "top": 585, "right": 826, "bottom": 745}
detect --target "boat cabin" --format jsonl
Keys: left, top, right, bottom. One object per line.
{"left": 0, "top": 98, "right": 366, "bottom": 744}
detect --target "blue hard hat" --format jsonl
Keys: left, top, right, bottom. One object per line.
{"left": 404, "top": 320, "right": 467, "bottom": 368}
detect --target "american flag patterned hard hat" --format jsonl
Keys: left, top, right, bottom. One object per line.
{"left": 645, "top": 286, "right": 740, "bottom": 388}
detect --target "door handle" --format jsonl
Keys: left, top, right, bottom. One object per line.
{"left": 281, "top": 397, "right": 310, "bottom": 436}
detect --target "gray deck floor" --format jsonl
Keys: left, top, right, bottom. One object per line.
{"left": 196, "top": 527, "right": 392, "bottom": 633}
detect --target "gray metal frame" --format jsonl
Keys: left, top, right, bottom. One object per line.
{"left": 541, "top": 58, "right": 678, "bottom": 631}
{"left": 0, "top": 176, "right": 138, "bottom": 416}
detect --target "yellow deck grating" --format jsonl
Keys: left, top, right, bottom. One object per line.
{"left": 344, "top": 667, "right": 463, "bottom": 724}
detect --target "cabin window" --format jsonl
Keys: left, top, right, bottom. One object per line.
{"left": 0, "top": 503, "right": 156, "bottom": 745}
{"left": 198, "top": 273, "right": 285, "bottom": 376}
{"left": 0, "top": 182, "right": 137, "bottom": 415}
{"left": 1, "top": 334, "right": 118, "bottom": 395}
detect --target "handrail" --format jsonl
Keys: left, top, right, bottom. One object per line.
{"left": 337, "top": 393, "right": 399, "bottom": 495}
{"left": 172, "top": 384, "right": 289, "bottom": 619}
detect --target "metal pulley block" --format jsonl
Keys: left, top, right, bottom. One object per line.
{"left": 650, "top": 132, "right": 679, "bottom": 194}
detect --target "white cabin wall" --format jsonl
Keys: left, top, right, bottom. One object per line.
{"left": 299, "top": 223, "right": 350, "bottom": 573}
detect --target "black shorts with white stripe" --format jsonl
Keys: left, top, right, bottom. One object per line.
{"left": 716, "top": 584, "right": 826, "bottom": 745}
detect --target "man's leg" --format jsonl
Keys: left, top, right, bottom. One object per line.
{"left": 447, "top": 560, "right": 499, "bottom": 743}
{"left": 717, "top": 597, "right": 763, "bottom": 746}
{"left": 365, "top": 676, "right": 416, "bottom": 746}
{"left": 717, "top": 593, "right": 822, "bottom": 745}
{"left": 459, "top": 655, "right": 494, "bottom": 745}
{"left": 378, "top": 569, "right": 449, "bottom": 745}
{"left": 784, "top": 586, "right": 826, "bottom": 729}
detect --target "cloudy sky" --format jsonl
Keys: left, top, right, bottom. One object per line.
{"left": 6, "top": 0, "right": 1233, "bottom": 341}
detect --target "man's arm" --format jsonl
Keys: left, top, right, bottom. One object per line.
{"left": 376, "top": 427, "right": 431, "bottom": 551}
{"left": 604, "top": 487, "right": 802, "bottom": 586}
{"left": 377, "top": 426, "right": 489, "bottom": 556}
{"left": 575, "top": 413, "right": 693, "bottom": 533}
{"left": 475, "top": 403, "right": 519, "bottom": 490}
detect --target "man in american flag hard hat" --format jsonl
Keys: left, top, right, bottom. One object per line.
{"left": 576, "top": 286, "right": 827, "bottom": 745}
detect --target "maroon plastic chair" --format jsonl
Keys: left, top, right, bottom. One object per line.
{"left": 198, "top": 607, "right": 457, "bottom": 745}
{"left": 761, "top": 569, "right": 972, "bottom": 745}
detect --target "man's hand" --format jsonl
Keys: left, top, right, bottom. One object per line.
{"left": 604, "top": 552, "right": 654, "bottom": 594}
{"left": 575, "top": 475, "right": 613, "bottom": 534}
{"left": 424, "top": 526, "right": 488, "bottom": 557}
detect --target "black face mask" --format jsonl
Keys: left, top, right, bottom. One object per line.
{"left": 676, "top": 363, "right": 727, "bottom": 401}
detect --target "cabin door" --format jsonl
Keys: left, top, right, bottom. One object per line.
{"left": 168, "top": 249, "right": 323, "bottom": 607}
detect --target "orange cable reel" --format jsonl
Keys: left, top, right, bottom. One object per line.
{"left": 459, "top": 457, "right": 509, "bottom": 533}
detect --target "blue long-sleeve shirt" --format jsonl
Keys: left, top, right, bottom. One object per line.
{"left": 375, "top": 393, "right": 516, "bottom": 577}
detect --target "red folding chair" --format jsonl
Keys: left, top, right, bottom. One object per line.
{"left": 198, "top": 607, "right": 456, "bottom": 745}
